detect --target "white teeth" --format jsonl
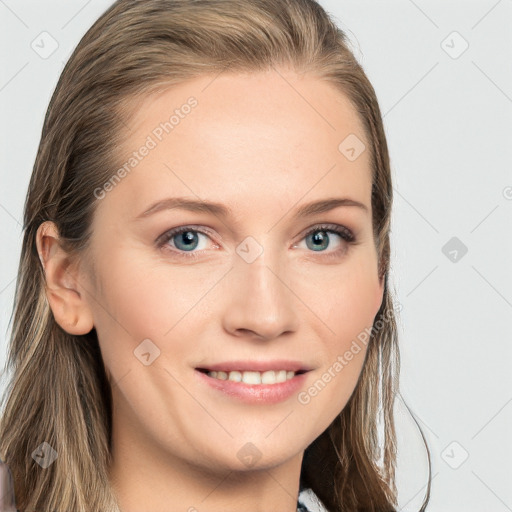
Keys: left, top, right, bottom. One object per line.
{"left": 228, "top": 371, "right": 242, "bottom": 382}
{"left": 207, "top": 370, "right": 297, "bottom": 384}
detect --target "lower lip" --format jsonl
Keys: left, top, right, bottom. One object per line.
{"left": 194, "top": 369, "right": 309, "bottom": 404}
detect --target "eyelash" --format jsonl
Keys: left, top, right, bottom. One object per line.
{"left": 157, "top": 223, "right": 356, "bottom": 261}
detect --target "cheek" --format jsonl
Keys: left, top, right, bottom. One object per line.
{"left": 298, "top": 257, "right": 379, "bottom": 416}
{"left": 89, "top": 250, "right": 215, "bottom": 372}
{"left": 306, "top": 253, "right": 381, "bottom": 343}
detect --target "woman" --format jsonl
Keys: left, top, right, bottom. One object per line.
{"left": 0, "top": 0, "right": 431, "bottom": 511}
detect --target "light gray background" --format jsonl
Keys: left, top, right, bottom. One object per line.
{"left": 1, "top": 1, "right": 511, "bottom": 511}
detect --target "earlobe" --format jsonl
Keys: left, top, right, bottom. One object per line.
{"left": 36, "top": 221, "right": 94, "bottom": 336}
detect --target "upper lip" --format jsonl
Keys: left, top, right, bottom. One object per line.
{"left": 195, "top": 360, "right": 313, "bottom": 373}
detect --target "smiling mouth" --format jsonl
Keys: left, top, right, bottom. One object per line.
{"left": 196, "top": 368, "right": 308, "bottom": 385}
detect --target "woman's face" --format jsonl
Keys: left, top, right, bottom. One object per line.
{"left": 83, "top": 69, "right": 384, "bottom": 476}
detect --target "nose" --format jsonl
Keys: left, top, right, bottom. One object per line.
{"left": 221, "top": 245, "right": 300, "bottom": 341}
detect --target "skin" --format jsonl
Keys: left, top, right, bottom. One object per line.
{"left": 36, "top": 68, "right": 384, "bottom": 512}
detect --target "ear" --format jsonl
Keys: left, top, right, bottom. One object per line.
{"left": 36, "top": 221, "right": 94, "bottom": 335}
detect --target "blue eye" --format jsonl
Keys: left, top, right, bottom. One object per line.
{"left": 171, "top": 229, "right": 204, "bottom": 251}
{"left": 159, "top": 226, "right": 211, "bottom": 254}
{"left": 157, "top": 223, "right": 355, "bottom": 259}
{"left": 301, "top": 225, "right": 354, "bottom": 252}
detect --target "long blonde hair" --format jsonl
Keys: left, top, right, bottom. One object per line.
{"left": 0, "top": 0, "right": 431, "bottom": 510}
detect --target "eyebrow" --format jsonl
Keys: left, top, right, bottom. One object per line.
{"left": 135, "top": 196, "right": 369, "bottom": 220}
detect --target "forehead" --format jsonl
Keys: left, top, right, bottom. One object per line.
{"left": 97, "top": 69, "right": 372, "bottom": 222}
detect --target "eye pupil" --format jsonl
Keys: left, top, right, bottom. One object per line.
{"left": 307, "top": 230, "right": 329, "bottom": 251}
{"left": 175, "top": 231, "right": 199, "bottom": 251}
